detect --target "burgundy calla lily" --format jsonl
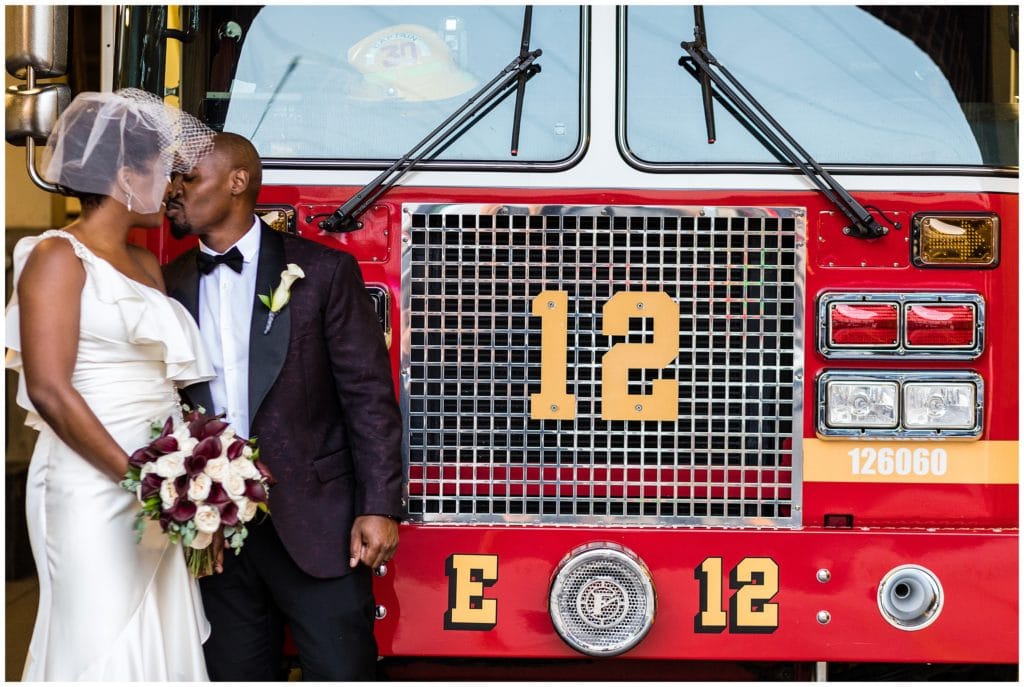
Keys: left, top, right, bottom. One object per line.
{"left": 254, "top": 460, "right": 277, "bottom": 486}
{"left": 185, "top": 452, "right": 209, "bottom": 477}
{"left": 244, "top": 479, "right": 268, "bottom": 502}
{"left": 174, "top": 474, "right": 190, "bottom": 494}
{"left": 192, "top": 436, "right": 222, "bottom": 461}
{"left": 128, "top": 447, "right": 157, "bottom": 469}
{"left": 139, "top": 472, "right": 163, "bottom": 499}
{"left": 226, "top": 438, "right": 247, "bottom": 459}
{"left": 159, "top": 416, "right": 174, "bottom": 438}
{"left": 151, "top": 435, "right": 179, "bottom": 454}
{"left": 169, "top": 499, "right": 197, "bottom": 523}
{"left": 205, "top": 482, "right": 232, "bottom": 506}
{"left": 201, "top": 419, "right": 229, "bottom": 439}
{"left": 219, "top": 501, "right": 239, "bottom": 526}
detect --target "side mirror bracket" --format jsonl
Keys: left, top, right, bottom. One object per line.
{"left": 4, "top": 5, "right": 70, "bottom": 193}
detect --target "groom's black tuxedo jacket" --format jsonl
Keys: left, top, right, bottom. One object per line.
{"left": 163, "top": 222, "right": 403, "bottom": 578}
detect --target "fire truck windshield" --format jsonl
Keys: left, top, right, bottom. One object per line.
{"left": 126, "top": 5, "right": 1016, "bottom": 170}
{"left": 626, "top": 5, "right": 1018, "bottom": 168}
{"left": 178, "top": 5, "right": 582, "bottom": 163}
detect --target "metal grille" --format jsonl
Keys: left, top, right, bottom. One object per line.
{"left": 402, "top": 204, "right": 804, "bottom": 527}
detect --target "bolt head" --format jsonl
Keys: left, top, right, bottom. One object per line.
{"left": 816, "top": 610, "right": 831, "bottom": 624}
{"left": 816, "top": 569, "right": 831, "bottom": 583}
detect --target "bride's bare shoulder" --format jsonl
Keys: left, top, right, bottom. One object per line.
{"left": 20, "top": 234, "right": 86, "bottom": 289}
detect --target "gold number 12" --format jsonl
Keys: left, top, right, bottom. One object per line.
{"left": 530, "top": 290, "right": 679, "bottom": 421}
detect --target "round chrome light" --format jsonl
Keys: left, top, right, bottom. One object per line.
{"left": 549, "top": 543, "right": 656, "bottom": 656}
{"left": 877, "top": 564, "right": 943, "bottom": 631}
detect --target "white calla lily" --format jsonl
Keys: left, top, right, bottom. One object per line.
{"left": 259, "top": 263, "right": 305, "bottom": 334}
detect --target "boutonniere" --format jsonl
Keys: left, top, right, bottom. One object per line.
{"left": 259, "top": 263, "right": 305, "bottom": 334}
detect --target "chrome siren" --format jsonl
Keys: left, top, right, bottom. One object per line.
{"left": 549, "top": 543, "right": 656, "bottom": 656}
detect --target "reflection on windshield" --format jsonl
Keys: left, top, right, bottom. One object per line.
{"left": 627, "top": 5, "right": 1017, "bottom": 167}
{"left": 219, "top": 5, "right": 581, "bottom": 161}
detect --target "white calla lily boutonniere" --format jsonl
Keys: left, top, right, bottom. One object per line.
{"left": 259, "top": 263, "right": 305, "bottom": 334}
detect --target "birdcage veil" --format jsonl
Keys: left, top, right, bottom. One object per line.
{"left": 41, "top": 88, "right": 214, "bottom": 214}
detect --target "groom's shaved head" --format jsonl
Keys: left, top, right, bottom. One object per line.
{"left": 166, "top": 131, "right": 263, "bottom": 251}
{"left": 213, "top": 132, "right": 263, "bottom": 204}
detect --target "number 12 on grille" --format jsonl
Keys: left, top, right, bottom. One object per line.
{"left": 530, "top": 290, "right": 680, "bottom": 421}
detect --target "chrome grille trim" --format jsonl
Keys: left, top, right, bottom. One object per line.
{"left": 401, "top": 203, "right": 805, "bottom": 527}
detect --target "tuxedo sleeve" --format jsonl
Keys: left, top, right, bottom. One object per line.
{"left": 324, "top": 251, "right": 404, "bottom": 519}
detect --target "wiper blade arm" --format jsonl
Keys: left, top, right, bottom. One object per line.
{"left": 510, "top": 5, "right": 539, "bottom": 155}
{"left": 680, "top": 6, "right": 887, "bottom": 239}
{"left": 320, "top": 10, "right": 542, "bottom": 233}
{"left": 688, "top": 5, "right": 716, "bottom": 144}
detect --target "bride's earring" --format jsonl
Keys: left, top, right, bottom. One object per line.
{"left": 126, "top": 191, "right": 133, "bottom": 213}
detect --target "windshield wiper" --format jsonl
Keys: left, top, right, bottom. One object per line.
{"left": 319, "top": 6, "right": 542, "bottom": 233}
{"left": 679, "top": 6, "right": 887, "bottom": 239}
{"left": 510, "top": 6, "right": 535, "bottom": 155}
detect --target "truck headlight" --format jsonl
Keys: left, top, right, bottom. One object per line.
{"left": 903, "top": 382, "right": 976, "bottom": 429}
{"left": 818, "top": 371, "right": 983, "bottom": 438}
{"left": 826, "top": 381, "right": 898, "bottom": 428}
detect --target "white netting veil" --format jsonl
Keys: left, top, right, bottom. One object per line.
{"left": 41, "top": 88, "right": 215, "bottom": 214}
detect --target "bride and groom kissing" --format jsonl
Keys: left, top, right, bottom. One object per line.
{"left": 7, "top": 89, "right": 403, "bottom": 681}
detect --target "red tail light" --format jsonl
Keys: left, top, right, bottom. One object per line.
{"left": 905, "top": 304, "right": 976, "bottom": 348}
{"left": 829, "top": 303, "right": 899, "bottom": 347}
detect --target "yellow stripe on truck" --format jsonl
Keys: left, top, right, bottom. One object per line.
{"left": 803, "top": 438, "right": 1018, "bottom": 484}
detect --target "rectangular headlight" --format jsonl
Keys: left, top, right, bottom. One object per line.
{"left": 903, "top": 382, "right": 976, "bottom": 429}
{"left": 817, "top": 371, "right": 983, "bottom": 438}
{"left": 825, "top": 381, "right": 898, "bottom": 428}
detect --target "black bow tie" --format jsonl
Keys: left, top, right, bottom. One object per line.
{"left": 196, "top": 247, "right": 244, "bottom": 275}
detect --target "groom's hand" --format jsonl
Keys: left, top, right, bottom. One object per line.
{"left": 213, "top": 530, "right": 226, "bottom": 574}
{"left": 349, "top": 515, "right": 399, "bottom": 570}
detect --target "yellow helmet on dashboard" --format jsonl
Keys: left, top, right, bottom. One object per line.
{"left": 347, "top": 24, "right": 478, "bottom": 102}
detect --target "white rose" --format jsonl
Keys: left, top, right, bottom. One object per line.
{"left": 188, "top": 473, "right": 212, "bottom": 501}
{"left": 159, "top": 478, "right": 178, "bottom": 509}
{"left": 204, "top": 457, "right": 230, "bottom": 482}
{"left": 191, "top": 530, "right": 212, "bottom": 550}
{"left": 242, "top": 445, "right": 253, "bottom": 459}
{"left": 223, "top": 473, "right": 246, "bottom": 499}
{"left": 155, "top": 451, "right": 187, "bottom": 479}
{"left": 179, "top": 436, "right": 199, "bottom": 454}
{"left": 140, "top": 462, "right": 158, "bottom": 477}
{"left": 219, "top": 427, "right": 236, "bottom": 447}
{"left": 194, "top": 505, "right": 222, "bottom": 534}
{"left": 229, "top": 457, "right": 260, "bottom": 480}
{"left": 236, "top": 497, "right": 259, "bottom": 523}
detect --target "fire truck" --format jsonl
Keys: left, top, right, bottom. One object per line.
{"left": 6, "top": 4, "right": 1018, "bottom": 680}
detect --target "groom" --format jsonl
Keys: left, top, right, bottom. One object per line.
{"left": 163, "top": 132, "right": 403, "bottom": 681}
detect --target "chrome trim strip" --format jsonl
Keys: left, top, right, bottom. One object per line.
{"left": 817, "top": 293, "right": 984, "bottom": 360}
{"left": 816, "top": 370, "right": 984, "bottom": 439}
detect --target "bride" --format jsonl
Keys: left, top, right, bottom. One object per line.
{"left": 6, "top": 89, "right": 216, "bottom": 681}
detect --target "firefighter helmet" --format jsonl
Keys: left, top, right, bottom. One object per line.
{"left": 347, "top": 24, "right": 477, "bottom": 102}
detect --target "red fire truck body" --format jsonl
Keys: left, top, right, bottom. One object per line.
{"left": 8, "top": 3, "right": 1018, "bottom": 678}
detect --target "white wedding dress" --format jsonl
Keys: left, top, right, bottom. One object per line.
{"left": 6, "top": 230, "right": 213, "bottom": 681}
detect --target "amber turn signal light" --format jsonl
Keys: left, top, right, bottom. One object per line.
{"left": 912, "top": 213, "right": 998, "bottom": 267}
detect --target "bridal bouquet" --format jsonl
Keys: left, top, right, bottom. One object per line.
{"left": 121, "top": 408, "right": 274, "bottom": 577}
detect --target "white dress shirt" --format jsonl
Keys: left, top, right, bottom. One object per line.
{"left": 198, "top": 217, "right": 261, "bottom": 439}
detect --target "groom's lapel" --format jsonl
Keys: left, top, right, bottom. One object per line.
{"left": 169, "top": 249, "right": 214, "bottom": 415}
{"left": 248, "top": 223, "right": 290, "bottom": 423}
